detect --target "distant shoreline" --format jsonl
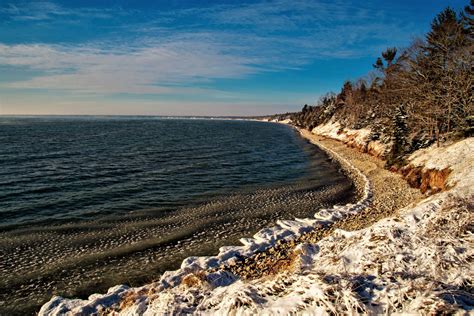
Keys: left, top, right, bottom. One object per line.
{"left": 0, "top": 114, "right": 268, "bottom": 120}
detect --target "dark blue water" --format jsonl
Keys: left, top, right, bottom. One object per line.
{"left": 1, "top": 117, "right": 312, "bottom": 228}
{"left": 0, "top": 116, "right": 355, "bottom": 315}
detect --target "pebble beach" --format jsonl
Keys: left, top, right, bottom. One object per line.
{"left": 220, "top": 127, "right": 425, "bottom": 279}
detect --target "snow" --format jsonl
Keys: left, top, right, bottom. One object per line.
{"left": 312, "top": 120, "right": 389, "bottom": 157}
{"left": 312, "top": 121, "right": 371, "bottom": 147}
{"left": 118, "top": 188, "right": 472, "bottom": 315}
{"left": 407, "top": 138, "right": 474, "bottom": 192}
{"left": 279, "top": 118, "right": 292, "bottom": 124}
{"left": 38, "top": 135, "right": 473, "bottom": 316}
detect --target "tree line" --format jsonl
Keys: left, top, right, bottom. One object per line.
{"left": 287, "top": 2, "right": 473, "bottom": 166}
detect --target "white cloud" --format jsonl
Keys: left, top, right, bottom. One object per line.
{"left": 0, "top": 1, "right": 117, "bottom": 21}
{"left": 0, "top": 0, "right": 418, "bottom": 97}
{"left": 0, "top": 38, "right": 259, "bottom": 94}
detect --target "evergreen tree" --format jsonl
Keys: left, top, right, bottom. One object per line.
{"left": 421, "top": 7, "right": 471, "bottom": 142}
{"left": 462, "top": 0, "right": 474, "bottom": 37}
{"left": 381, "top": 47, "right": 397, "bottom": 67}
{"left": 389, "top": 104, "right": 409, "bottom": 165}
{"left": 302, "top": 104, "right": 309, "bottom": 114}
{"left": 339, "top": 81, "right": 353, "bottom": 103}
{"left": 373, "top": 57, "right": 384, "bottom": 70}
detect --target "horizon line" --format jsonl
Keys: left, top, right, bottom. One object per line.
{"left": 0, "top": 114, "right": 276, "bottom": 118}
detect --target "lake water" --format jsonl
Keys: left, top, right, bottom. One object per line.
{"left": 0, "top": 117, "right": 355, "bottom": 315}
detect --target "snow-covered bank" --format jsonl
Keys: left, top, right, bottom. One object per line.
{"left": 308, "top": 119, "right": 472, "bottom": 196}
{"left": 38, "top": 130, "right": 473, "bottom": 315}
{"left": 312, "top": 120, "right": 390, "bottom": 158}
{"left": 400, "top": 138, "right": 474, "bottom": 194}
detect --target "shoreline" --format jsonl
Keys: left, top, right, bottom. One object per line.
{"left": 298, "top": 128, "right": 424, "bottom": 227}
{"left": 39, "top": 124, "right": 397, "bottom": 314}
{"left": 218, "top": 125, "right": 423, "bottom": 279}
{"left": 1, "top": 119, "right": 356, "bottom": 316}
{"left": 39, "top": 125, "right": 473, "bottom": 315}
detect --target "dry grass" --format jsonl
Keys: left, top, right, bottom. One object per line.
{"left": 180, "top": 270, "right": 208, "bottom": 288}
{"left": 117, "top": 289, "right": 147, "bottom": 311}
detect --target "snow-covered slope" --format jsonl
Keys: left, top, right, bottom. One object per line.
{"left": 312, "top": 121, "right": 390, "bottom": 158}
{"left": 406, "top": 138, "right": 474, "bottom": 192}
{"left": 38, "top": 137, "right": 473, "bottom": 315}
{"left": 103, "top": 190, "right": 472, "bottom": 315}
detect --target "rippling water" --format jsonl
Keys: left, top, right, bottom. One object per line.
{"left": 1, "top": 117, "right": 313, "bottom": 228}
{"left": 0, "top": 117, "right": 355, "bottom": 315}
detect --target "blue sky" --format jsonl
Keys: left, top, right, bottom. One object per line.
{"left": 0, "top": 0, "right": 467, "bottom": 116}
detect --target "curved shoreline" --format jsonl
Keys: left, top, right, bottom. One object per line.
{"left": 298, "top": 127, "right": 372, "bottom": 208}
{"left": 39, "top": 125, "right": 379, "bottom": 315}
{"left": 215, "top": 126, "right": 423, "bottom": 279}
{"left": 2, "top": 122, "right": 356, "bottom": 316}
{"left": 297, "top": 128, "right": 424, "bottom": 228}
{"left": 38, "top": 122, "right": 473, "bottom": 314}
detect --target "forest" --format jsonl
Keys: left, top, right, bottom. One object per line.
{"left": 281, "top": 2, "right": 473, "bottom": 166}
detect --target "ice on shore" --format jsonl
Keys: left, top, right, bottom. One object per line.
{"left": 38, "top": 137, "right": 473, "bottom": 315}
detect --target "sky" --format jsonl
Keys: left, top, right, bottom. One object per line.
{"left": 0, "top": 0, "right": 468, "bottom": 116}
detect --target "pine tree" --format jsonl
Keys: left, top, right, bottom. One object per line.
{"left": 422, "top": 7, "right": 471, "bottom": 143}
{"left": 373, "top": 57, "right": 384, "bottom": 70}
{"left": 381, "top": 47, "right": 397, "bottom": 67}
{"left": 339, "top": 81, "right": 353, "bottom": 103}
{"left": 462, "top": 0, "right": 473, "bottom": 38}
{"left": 388, "top": 104, "right": 409, "bottom": 166}
{"left": 426, "top": 7, "right": 468, "bottom": 67}
{"left": 302, "top": 104, "right": 309, "bottom": 113}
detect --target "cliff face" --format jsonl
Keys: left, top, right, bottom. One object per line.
{"left": 400, "top": 166, "right": 451, "bottom": 194}
{"left": 399, "top": 138, "right": 474, "bottom": 195}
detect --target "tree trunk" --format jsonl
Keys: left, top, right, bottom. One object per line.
{"left": 436, "top": 124, "right": 440, "bottom": 147}
{"left": 447, "top": 105, "right": 451, "bottom": 136}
